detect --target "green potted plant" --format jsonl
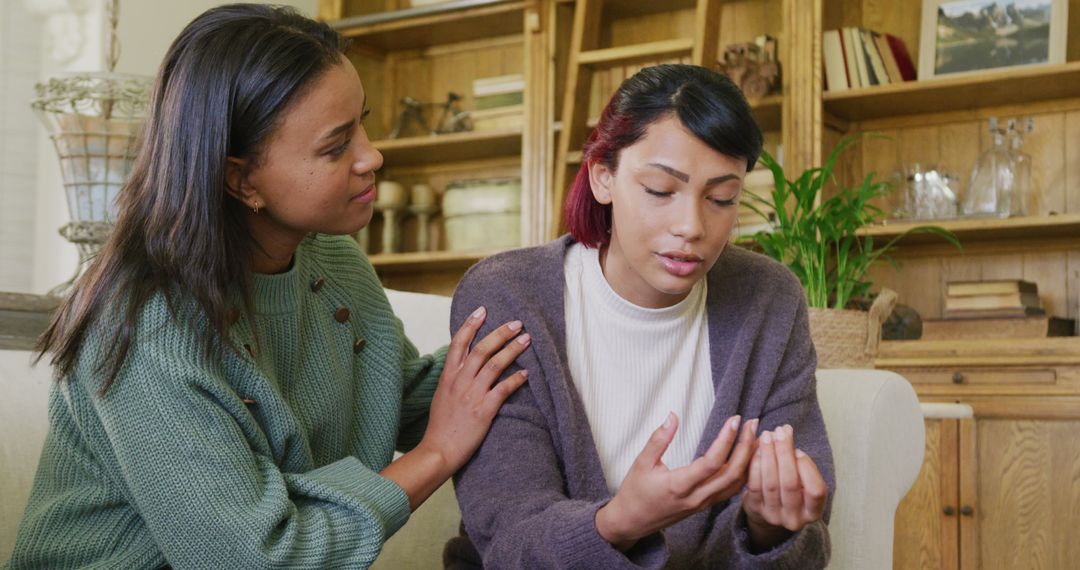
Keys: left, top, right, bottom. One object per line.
{"left": 743, "top": 135, "right": 959, "bottom": 367}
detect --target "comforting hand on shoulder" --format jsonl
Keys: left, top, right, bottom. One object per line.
{"left": 417, "top": 307, "right": 531, "bottom": 474}
{"left": 595, "top": 414, "right": 759, "bottom": 551}
{"left": 741, "top": 425, "right": 828, "bottom": 551}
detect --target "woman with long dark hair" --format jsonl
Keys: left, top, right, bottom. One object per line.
{"left": 445, "top": 64, "right": 833, "bottom": 568}
{"left": 7, "top": 5, "right": 527, "bottom": 569}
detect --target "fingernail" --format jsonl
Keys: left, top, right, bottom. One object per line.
{"left": 795, "top": 449, "right": 807, "bottom": 459}
{"left": 516, "top": 333, "right": 531, "bottom": 345}
{"left": 471, "top": 306, "right": 486, "bottom": 320}
{"left": 749, "top": 418, "right": 760, "bottom": 432}
{"left": 520, "top": 370, "right": 529, "bottom": 379}
{"left": 784, "top": 424, "right": 793, "bottom": 434}
{"left": 729, "top": 415, "right": 741, "bottom": 431}
{"left": 662, "top": 412, "right": 675, "bottom": 429}
{"left": 774, "top": 428, "right": 786, "bottom": 442}
{"left": 761, "top": 431, "right": 773, "bottom": 445}
{"left": 508, "top": 320, "right": 523, "bottom": 331}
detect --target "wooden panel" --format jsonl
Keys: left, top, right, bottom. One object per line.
{"left": 1070, "top": 251, "right": 1080, "bottom": 331}
{"left": 958, "top": 417, "right": 978, "bottom": 570}
{"left": 782, "top": 0, "right": 822, "bottom": 174}
{"left": 1024, "top": 251, "right": 1069, "bottom": 318}
{"left": 896, "top": 126, "right": 940, "bottom": 174}
{"left": 716, "top": 0, "right": 782, "bottom": 52}
{"left": 894, "top": 418, "right": 959, "bottom": 570}
{"left": 869, "top": 256, "right": 942, "bottom": 319}
{"left": 1025, "top": 112, "right": 1066, "bottom": 216}
{"left": 1067, "top": 110, "right": 1080, "bottom": 215}
{"left": 607, "top": 5, "right": 693, "bottom": 47}
{"left": 899, "top": 368, "right": 1057, "bottom": 388}
{"left": 973, "top": 415, "right": 1080, "bottom": 569}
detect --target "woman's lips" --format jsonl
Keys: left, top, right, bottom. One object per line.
{"left": 655, "top": 252, "right": 702, "bottom": 277}
{"left": 352, "top": 184, "right": 376, "bottom": 204}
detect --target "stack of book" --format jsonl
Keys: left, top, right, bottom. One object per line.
{"left": 822, "top": 28, "right": 915, "bottom": 92}
{"left": 944, "top": 280, "right": 1044, "bottom": 319}
{"left": 470, "top": 74, "right": 524, "bottom": 131}
{"left": 921, "top": 280, "right": 1075, "bottom": 339}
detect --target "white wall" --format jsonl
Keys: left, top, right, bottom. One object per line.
{"left": 0, "top": 1, "right": 42, "bottom": 293}
{"left": 13, "top": 0, "right": 316, "bottom": 295}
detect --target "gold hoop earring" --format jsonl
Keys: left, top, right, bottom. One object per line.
{"left": 252, "top": 201, "right": 260, "bottom": 214}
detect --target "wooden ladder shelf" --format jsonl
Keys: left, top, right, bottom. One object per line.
{"left": 549, "top": 0, "right": 722, "bottom": 237}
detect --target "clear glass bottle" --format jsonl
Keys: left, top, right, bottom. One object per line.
{"left": 1006, "top": 117, "right": 1035, "bottom": 217}
{"left": 963, "top": 118, "right": 1014, "bottom": 218}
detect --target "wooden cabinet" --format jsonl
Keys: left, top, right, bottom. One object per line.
{"left": 318, "top": 0, "right": 551, "bottom": 294}
{"left": 321, "top": 0, "right": 800, "bottom": 292}
{"left": 881, "top": 339, "right": 1080, "bottom": 569}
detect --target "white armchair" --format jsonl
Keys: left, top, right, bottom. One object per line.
{"left": 0, "top": 290, "right": 926, "bottom": 569}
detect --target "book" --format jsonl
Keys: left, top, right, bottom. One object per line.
{"left": 861, "top": 29, "right": 890, "bottom": 85}
{"left": 922, "top": 316, "right": 1075, "bottom": 340}
{"left": 849, "top": 28, "right": 872, "bottom": 86}
{"left": 473, "top": 91, "right": 524, "bottom": 110}
{"left": 872, "top": 32, "right": 903, "bottom": 83}
{"left": 947, "top": 280, "right": 1038, "bottom": 297}
{"left": 472, "top": 74, "right": 525, "bottom": 97}
{"left": 843, "top": 28, "right": 865, "bottom": 88}
{"left": 944, "top": 291, "right": 1041, "bottom": 311}
{"left": 469, "top": 104, "right": 523, "bottom": 131}
{"left": 884, "top": 34, "right": 916, "bottom": 81}
{"left": 822, "top": 30, "right": 849, "bottom": 92}
{"left": 943, "top": 306, "right": 1046, "bottom": 319}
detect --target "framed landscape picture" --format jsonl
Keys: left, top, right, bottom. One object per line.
{"left": 918, "top": 0, "right": 1069, "bottom": 80}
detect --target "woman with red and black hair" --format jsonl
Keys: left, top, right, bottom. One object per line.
{"left": 444, "top": 64, "right": 833, "bottom": 569}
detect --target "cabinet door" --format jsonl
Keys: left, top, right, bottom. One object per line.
{"left": 894, "top": 418, "right": 961, "bottom": 570}
{"left": 963, "top": 400, "right": 1080, "bottom": 570}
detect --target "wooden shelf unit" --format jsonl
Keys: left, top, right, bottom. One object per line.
{"left": 824, "top": 62, "right": 1080, "bottom": 122}
{"left": 332, "top": 1, "right": 527, "bottom": 50}
{"left": 369, "top": 249, "right": 496, "bottom": 272}
{"left": 860, "top": 213, "right": 1080, "bottom": 247}
{"left": 373, "top": 127, "right": 523, "bottom": 166}
{"left": 826, "top": 2, "right": 1080, "bottom": 567}
{"left": 322, "top": 0, "right": 545, "bottom": 293}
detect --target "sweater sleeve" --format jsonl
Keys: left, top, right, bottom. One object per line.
{"left": 699, "top": 296, "right": 834, "bottom": 569}
{"left": 87, "top": 333, "right": 413, "bottom": 569}
{"left": 448, "top": 274, "right": 669, "bottom": 570}
{"left": 396, "top": 323, "right": 447, "bottom": 452}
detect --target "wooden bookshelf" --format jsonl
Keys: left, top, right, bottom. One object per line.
{"left": 331, "top": 1, "right": 527, "bottom": 51}
{"left": 824, "top": 62, "right": 1080, "bottom": 122}
{"left": 372, "top": 127, "right": 523, "bottom": 166}
{"left": 860, "top": 213, "right": 1080, "bottom": 246}
{"left": 368, "top": 249, "right": 497, "bottom": 273}
{"left": 553, "top": 0, "right": 697, "bottom": 19}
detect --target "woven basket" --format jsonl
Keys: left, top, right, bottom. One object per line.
{"left": 808, "top": 289, "right": 898, "bottom": 368}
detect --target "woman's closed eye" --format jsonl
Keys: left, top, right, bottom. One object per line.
{"left": 709, "top": 195, "right": 738, "bottom": 207}
{"left": 327, "top": 138, "right": 351, "bottom": 158}
{"left": 644, "top": 186, "right": 672, "bottom": 198}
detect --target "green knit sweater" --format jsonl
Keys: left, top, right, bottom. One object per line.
{"left": 6, "top": 235, "right": 446, "bottom": 569}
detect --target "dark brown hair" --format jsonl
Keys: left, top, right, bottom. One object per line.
{"left": 37, "top": 4, "right": 346, "bottom": 392}
{"left": 564, "top": 64, "right": 763, "bottom": 247}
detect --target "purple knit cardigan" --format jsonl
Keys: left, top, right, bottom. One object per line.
{"left": 443, "top": 236, "right": 834, "bottom": 569}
